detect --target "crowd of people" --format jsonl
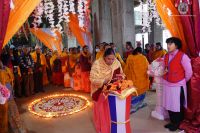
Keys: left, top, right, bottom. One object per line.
{"left": 91, "top": 37, "right": 193, "bottom": 132}
{"left": 0, "top": 45, "right": 93, "bottom": 99}
{"left": 0, "top": 37, "right": 194, "bottom": 132}
{"left": 0, "top": 40, "right": 167, "bottom": 99}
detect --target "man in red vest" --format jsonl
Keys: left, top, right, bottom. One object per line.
{"left": 162, "top": 37, "right": 193, "bottom": 131}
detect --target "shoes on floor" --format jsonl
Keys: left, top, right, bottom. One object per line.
{"left": 164, "top": 123, "right": 174, "bottom": 129}
{"left": 168, "top": 124, "right": 179, "bottom": 132}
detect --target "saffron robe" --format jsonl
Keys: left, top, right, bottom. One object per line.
{"left": 115, "top": 52, "right": 125, "bottom": 69}
{"left": 31, "top": 51, "right": 49, "bottom": 85}
{"left": 124, "top": 54, "right": 150, "bottom": 95}
{"left": 153, "top": 50, "right": 167, "bottom": 61}
{"left": 95, "top": 50, "right": 104, "bottom": 60}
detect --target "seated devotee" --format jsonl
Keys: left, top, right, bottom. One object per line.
{"left": 19, "top": 46, "right": 35, "bottom": 97}
{"left": 162, "top": 37, "right": 192, "bottom": 132}
{"left": 124, "top": 41, "right": 134, "bottom": 61}
{"left": 110, "top": 42, "right": 125, "bottom": 68}
{"left": 52, "top": 54, "right": 63, "bottom": 86}
{"left": 95, "top": 43, "right": 105, "bottom": 60}
{"left": 152, "top": 42, "right": 167, "bottom": 61}
{"left": 90, "top": 48, "right": 124, "bottom": 133}
{"left": 79, "top": 46, "right": 92, "bottom": 93}
{"left": 31, "top": 45, "right": 47, "bottom": 93}
{"left": 0, "top": 61, "right": 27, "bottom": 133}
{"left": 124, "top": 47, "right": 150, "bottom": 113}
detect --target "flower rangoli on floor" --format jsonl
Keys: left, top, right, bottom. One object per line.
{"left": 28, "top": 94, "right": 90, "bottom": 118}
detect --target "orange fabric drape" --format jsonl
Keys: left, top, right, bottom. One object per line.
{"left": 30, "top": 28, "right": 62, "bottom": 54}
{"left": 3, "top": 0, "right": 41, "bottom": 47}
{"left": 54, "top": 30, "right": 62, "bottom": 54}
{"left": 68, "top": 14, "right": 86, "bottom": 47}
{"left": 156, "top": 0, "right": 188, "bottom": 53}
{"left": 30, "top": 28, "right": 53, "bottom": 50}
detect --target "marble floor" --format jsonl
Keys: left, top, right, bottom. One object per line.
{"left": 16, "top": 85, "right": 182, "bottom": 133}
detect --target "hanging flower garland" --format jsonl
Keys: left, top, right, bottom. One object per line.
{"left": 44, "top": 0, "right": 55, "bottom": 29}
{"left": 78, "top": 0, "right": 85, "bottom": 28}
{"left": 32, "top": 2, "right": 44, "bottom": 28}
{"left": 69, "top": 0, "right": 76, "bottom": 14}
{"left": 32, "top": 0, "right": 90, "bottom": 33}
{"left": 84, "top": 0, "right": 91, "bottom": 30}
{"left": 140, "top": 0, "right": 164, "bottom": 33}
{"left": 56, "top": 0, "right": 64, "bottom": 33}
{"left": 140, "top": 0, "right": 148, "bottom": 33}
{"left": 63, "top": 0, "right": 70, "bottom": 23}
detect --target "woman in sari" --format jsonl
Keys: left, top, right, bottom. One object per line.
{"left": 90, "top": 48, "right": 124, "bottom": 133}
{"left": 80, "top": 46, "right": 92, "bottom": 92}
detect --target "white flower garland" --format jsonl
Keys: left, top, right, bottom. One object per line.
{"left": 56, "top": 0, "right": 64, "bottom": 33}
{"left": 32, "top": 2, "right": 44, "bottom": 28}
{"left": 32, "top": 0, "right": 90, "bottom": 33}
{"left": 78, "top": 0, "right": 85, "bottom": 28}
{"left": 44, "top": 0, "right": 55, "bottom": 29}
{"left": 69, "top": 0, "right": 76, "bottom": 14}
{"left": 140, "top": 0, "right": 164, "bottom": 33}
{"left": 63, "top": 0, "right": 70, "bottom": 23}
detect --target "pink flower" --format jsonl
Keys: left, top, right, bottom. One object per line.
{"left": 0, "top": 84, "right": 10, "bottom": 99}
